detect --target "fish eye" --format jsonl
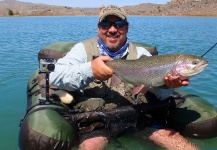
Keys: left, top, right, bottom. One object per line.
{"left": 192, "top": 59, "right": 199, "bottom": 65}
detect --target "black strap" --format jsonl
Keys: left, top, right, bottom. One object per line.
{"left": 27, "top": 80, "right": 38, "bottom": 92}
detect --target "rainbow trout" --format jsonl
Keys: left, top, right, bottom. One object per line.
{"left": 106, "top": 54, "right": 208, "bottom": 95}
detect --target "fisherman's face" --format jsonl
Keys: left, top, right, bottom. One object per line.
{"left": 98, "top": 15, "right": 128, "bottom": 52}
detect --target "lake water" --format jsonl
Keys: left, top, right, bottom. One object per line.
{"left": 0, "top": 16, "right": 217, "bottom": 150}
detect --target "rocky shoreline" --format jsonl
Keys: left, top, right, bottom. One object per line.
{"left": 1, "top": 0, "right": 217, "bottom": 17}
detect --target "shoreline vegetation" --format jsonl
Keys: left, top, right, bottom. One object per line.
{"left": 1, "top": 0, "right": 217, "bottom": 17}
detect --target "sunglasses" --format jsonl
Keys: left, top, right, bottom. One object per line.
{"left": 98, "top": 20, "right": 127, "bottom": 29}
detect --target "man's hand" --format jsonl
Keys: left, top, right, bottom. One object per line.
{"left": 91, "top": 56, "right": 113, "bottom": 80}
{"left": 164, "top": 74, "right": 189, "bottom": 88}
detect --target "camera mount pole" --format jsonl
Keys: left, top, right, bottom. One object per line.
{"left": 45, "top": 72, "right": 50, "bottom": 102}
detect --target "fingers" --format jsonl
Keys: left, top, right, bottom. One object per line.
{"left": 91, "top": 56, "right": 114, "bottom": 80}
{"left": 165, "top": 74, "right": 189, "bottom": 88}
{"left": 180, "top": 79, "right": 190, "bottom": 86}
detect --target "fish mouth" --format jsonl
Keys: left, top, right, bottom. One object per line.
{"left": 195, "top": 62, "right": 208, "bottom": 70}
{"left": 180, "top": 61, "right": 208, "bottom": 77}
{"left": 190, "top": 62, "right": 208, "bottom": 76}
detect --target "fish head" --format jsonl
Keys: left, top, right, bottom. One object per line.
{"left": 175, "top": 54, "right": 208, "bottom": 78}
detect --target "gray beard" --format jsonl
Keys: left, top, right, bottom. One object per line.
{"left": 106, "top": 43, "right": 121, "bottom": 52}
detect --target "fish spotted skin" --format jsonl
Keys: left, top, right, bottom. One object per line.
{"left": 106, "top": 54, "right": 208, "bottom": 88}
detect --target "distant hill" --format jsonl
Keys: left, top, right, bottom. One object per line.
{"left": 158, "top": 0, "right": 217, "bottom": 16}
{"left": 0, "top": 0, "right": 217, "bottom": 16}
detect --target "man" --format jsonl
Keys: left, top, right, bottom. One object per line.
{"left": 50, "top": 5, "right": 196, "bottom": 150}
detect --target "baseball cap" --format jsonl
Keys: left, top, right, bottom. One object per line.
{"left": 99, "top": 5, "right": 127, "bottom": 22}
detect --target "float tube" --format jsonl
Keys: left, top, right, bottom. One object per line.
{"left": 19, "top": 42, "right": 217, "bottom": 150}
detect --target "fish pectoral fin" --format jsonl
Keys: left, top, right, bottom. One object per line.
{"left": 132, "top": 85, "right": 148, "bottom": 97}
{"left": 111, "top": 74, "right": 122, "bottom": 86}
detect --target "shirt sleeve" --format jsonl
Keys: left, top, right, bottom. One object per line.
{"left": 148, "top": 87, "right": 175, "bottom": 100}
{"left": 136, "top": 46, "right": 152, "bottom": 58}
{"left": 49, "top": 42, "right": 94, "bottom": 91}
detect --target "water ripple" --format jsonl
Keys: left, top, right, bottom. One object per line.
{"left": 0, "top": 16, "right": 217, "bottom": 149}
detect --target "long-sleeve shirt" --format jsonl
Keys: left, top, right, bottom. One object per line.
{"left": 50, "top": 42, "right": 174, "bottom": 100}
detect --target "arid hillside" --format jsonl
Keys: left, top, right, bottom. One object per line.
{"left": 0, "top": 0, "right": 217, "bottom": 17}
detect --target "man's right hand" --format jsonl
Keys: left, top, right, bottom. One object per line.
{"left": 91, "top": 56, "right": 113, "bottom": 80}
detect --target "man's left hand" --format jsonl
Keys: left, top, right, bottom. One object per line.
{"left": 164, "top": 74, "right": 189, "bottom": 88}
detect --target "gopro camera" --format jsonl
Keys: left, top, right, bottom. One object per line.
{"left": 39, "top": 58, "right": 56, "bottom": 73}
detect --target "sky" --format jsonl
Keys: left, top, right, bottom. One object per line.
{"left": 15, "top": 0, "right": 171, "bottom": 8}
